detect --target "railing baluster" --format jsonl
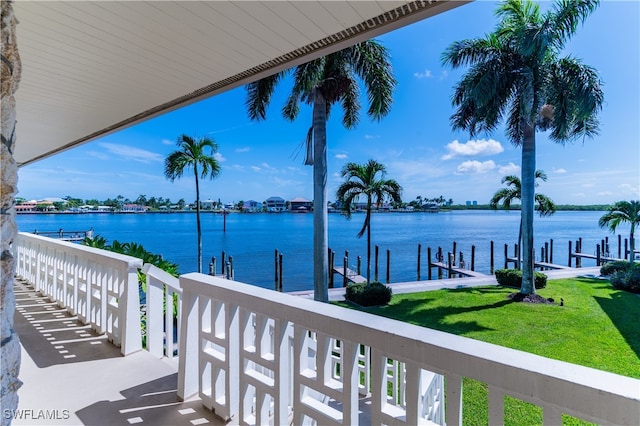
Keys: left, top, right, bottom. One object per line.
{"left": 488, "top": 385, "right": 505, "bottom": 425}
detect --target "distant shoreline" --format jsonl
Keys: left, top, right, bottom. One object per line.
{"left": 16, "top": 204, "right": 609, "bottom": 215}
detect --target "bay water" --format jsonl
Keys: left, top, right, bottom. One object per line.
{"left": 16, "top": 210, "right": 615, "bottom": 292}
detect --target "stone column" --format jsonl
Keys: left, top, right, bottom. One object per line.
{"left": 1, "top": 0, "right": 22, "bottom": 423}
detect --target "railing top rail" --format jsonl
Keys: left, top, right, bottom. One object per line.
{"left": 143, "top": 263, "right": 180, "bottom": 293}
{"left": 16, "top": 232, "right": 143, "bottom": 269}
{"left": 181, "top": 272, "right": 639, "bottom": 425}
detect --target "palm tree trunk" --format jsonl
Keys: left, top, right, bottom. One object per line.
{"left": 194, "top": 167, "right": 202, "bottom": 273}
{"left": 312, "top": 90, "right": 329, "bottom": 302}
{"left": 1, "top": 0, "right": 23, "bottom": 418}
{"left": 520, "top": 125, "right": 536, "bottom": 294}
{"left": 366, "top": 200, "right": 372, "bottom": 284}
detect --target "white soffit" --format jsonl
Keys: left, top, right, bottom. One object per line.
{"left": 13, "top": 1, "right": 467, "bottom": 166}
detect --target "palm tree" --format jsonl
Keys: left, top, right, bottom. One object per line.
{"left": 246, "top": 41, "right": 395, "bottom": 302}
{"left": 165, "top": 134, "right": 221, "bottom": 273}
{"left": 442, "top": 0, "right": 603, "bottom": 294}
{"left": 336, "top": 160, "right": 402, "bottom": 284}
{"left": 599, "top": 201, "right": 640, "bottom": 262}
{"left": 491, "top": 170, "right": 556, "bottom": 267}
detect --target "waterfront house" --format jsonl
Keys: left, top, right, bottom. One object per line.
{"left": 121, "top": 204, "right": 148, "bottom": 213}
{"left": 266, "top": 196, "right": 286, "bottom": 212}
{"left": 4, "top": 2, "right": 639, "bottom": 425}
{"left": 200, "top": 199, "right": 216, "bottom": 210}
{"left": 289, "top": 197, "right": 312, "bottom": 213}
{"left": 243, "top": 200, "right": 262, "bottom": 212}
{"left": 14, "top": 200, "right": 38, "bottom": 213}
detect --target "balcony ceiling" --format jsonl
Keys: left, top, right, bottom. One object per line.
{"left": 13, "top": 0, "right": 465, "bottom": 166}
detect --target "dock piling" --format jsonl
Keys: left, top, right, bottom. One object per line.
{"left": 427, "top": 247, "right": 432, "bottom": 280}
{"left": 375, "top": 245, "right": 379, "bottom": 282}
{"left": 278, "top": 253, "right": 283, "bottom": 291}
{"left": 386, "top": 249, "right": 390, "bottom": 284}
{"left": 490, "top": 241, "right": 494, "bottom": 274}
{"left": 471, "top": 245, "right": 475, "bottom": 271}
{"left": 417, "top": 243, "right": 422, "bottom": 281}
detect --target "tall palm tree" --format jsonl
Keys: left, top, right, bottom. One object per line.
{"left": 165, "top": 134, "right": 221, "bottom": 273}
{"left": 491, "top": 170, "right": 556, "bottom": 267}
{"left": 599, "top": 201, "right": 640, "bottom": 262}
{"left": 442, "top": 0, "right": 603, "bottom": 294}
{"left": 336, "top": 160, "right": 402, "bottom": 284}
{"left": 246, "top": 40, "right": 396, "bottom": 302}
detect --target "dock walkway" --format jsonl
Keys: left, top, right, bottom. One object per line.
{"left": 290, "top": 266, "right": 602, "bottom": 302}
{"left": 332, "top": 266, "right": 367, "bottom": 284}
{"left": 429, "top": 261, "right": 488, "bottom": 278}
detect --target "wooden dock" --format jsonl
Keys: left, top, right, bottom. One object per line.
{"left": 333, "top": 267, "right": 367, "bottom": 284}
{"left": 506, "top": 257, "right": 569, "bottom": 270}
{"left": 429, "top": 262, "right": 488, "bottom": 278}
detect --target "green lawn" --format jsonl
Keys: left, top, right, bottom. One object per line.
{"left": 336, "top": 278, "right": 640, "bottom": 425}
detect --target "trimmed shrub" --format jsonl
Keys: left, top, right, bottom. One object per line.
{"left": 610, "top": 263, "right": 640, "bottom": 294}
{"left": 345, "top": 282, "right": 392, "bottom": 307}
{"left": 600, "top": 260, "right": 632, "bottom": 276}
{"left": 495, "top": 269, "right": 547, "bottom": 289}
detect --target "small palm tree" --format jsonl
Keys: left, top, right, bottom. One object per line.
{"left": 442, "top": 0, "right": 603, "bottom": 294}
{"left": 491, "top": 170, "right": 556, "bottom": 267}
{"left": 165, "top": 134, "right": 221, "bottom": 273}
{"left": 599, "top": 201, "right": 640, "bottom": 262}
{"left": 246, "top": 40, "right": 396, "bottom": 302}
{"left": 336, "top": 160, "right": 402, "bottom": 284}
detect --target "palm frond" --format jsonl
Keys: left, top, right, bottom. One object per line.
{"left": 246, "top": 72, "right": 285, "bottom": 121}
{"left": 550, "top": 0, "right": 600, "bottom": 49}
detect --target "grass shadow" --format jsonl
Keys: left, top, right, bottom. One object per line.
{"left": 594, "top": 291, "right": 640, "bottom": 360}
{"left": 346, "top": 286, "right": 516, "bottom": 336}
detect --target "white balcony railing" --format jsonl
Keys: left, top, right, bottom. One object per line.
{"left": 178, "top": 273, "right": 639, "bottom": 426}
{"left": 12, "top": 233, "right": 640, "bottom": 425}
{"left": 14, "top": 232, "right": 143, "bottom": 355}
{"left": 142, "top": 263, "right": 182, "bottom": 362}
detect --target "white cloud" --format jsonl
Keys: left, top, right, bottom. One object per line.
{"left": 161, "top": 139, "right": 173, "bottom": 145}
{"left": 251, "top": 166, "right": 261, "bottom": 172}
{"left": 98, "top": 143, "right": 163, "bottom": 163}
{"left": 498, "top": 162, "right": 520, "bottom": 175}
{"left": 619, "top": 183, "right": 640, "bottom": 196}
{"left": 364, "top": 134, "right": 379, "bottom": 140}
{"left": 335, "top": 154, "right": 348, "bottom": 160}
{"left": 214, "top": 152, "right": 226, "bottom": 162}
{"left": 554, "top": 168, "right": 567, "bottom": 174}
{"left": 440, "top": 70, "right": 448, "bottom": 80}
{"left": 235, "top": 147, "right": 250, "bottom": 153}
{"left": 413, "top": 69, "right": 433, "bottom": 79}
{"left": 86, "top": 151, "right": 110, "bottom": 161}
{"left": 442, "top": 138, "right": 504, "bottom": 160}
{"left": 456, "top": 160, "right": 496, "bottom": 175}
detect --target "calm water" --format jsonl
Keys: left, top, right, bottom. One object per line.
{"left": 16, "top": 210, "right": 617, "bottom": 292}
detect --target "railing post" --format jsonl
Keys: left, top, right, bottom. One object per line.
{"left": 177, "top": 283, "right": 198, "bottom": 401}
{"left": 146, "top": 271, "right": 164, "bottom": 358}
{"left": 120, "top": 262, "right": 143, "bottom": 356}
{"left": 427, "top": 247, "right": 432, "bottom": 281}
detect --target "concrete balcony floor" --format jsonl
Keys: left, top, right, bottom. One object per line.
{"left": 13, "top": 278, "right": 226, "bottom": 426}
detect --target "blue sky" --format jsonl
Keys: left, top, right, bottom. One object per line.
{"left": 18, "top": 1, "right": 640, "bottom": 206}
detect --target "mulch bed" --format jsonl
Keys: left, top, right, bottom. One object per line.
{"left": 508, "top": 292, "right": 560, "bottom": 305}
